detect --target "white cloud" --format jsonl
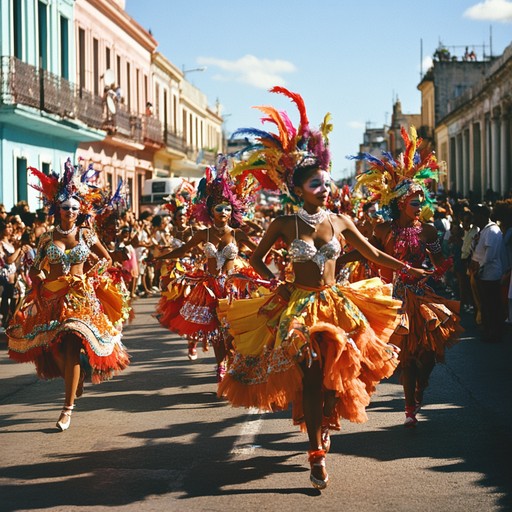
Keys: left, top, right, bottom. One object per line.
{"left": 464, "top": 0, "right": 512, "bottom": 22}
{"left": 348, "top": 121, "right": 365, "bottom": 130}
{"left": 197, "top": 54, "right": 296, "bottom": 89}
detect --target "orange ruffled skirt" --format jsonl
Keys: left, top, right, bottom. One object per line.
{"left": 218, "top": 278, "right": 402, "bottom": 429}
{"left": 7, "top": 272, "right": 129, "bottom": 384}
{"left": 391, "top": 283, "right": 463, "bottom": 365}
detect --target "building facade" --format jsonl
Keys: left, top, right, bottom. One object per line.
{"left": 416, "top": 44, "right": 512, "bottom": 199}
{"left": 0, "top": 0, "right": 105, "bottom": 210}
{"left": 74, "top": 0, "right": 162, "bottom": 214}
{"left": 151, "top": 52, "right": 223, "bottom": 183}
{"left": 0, "top": 0, "right": 233, "bottom": 213}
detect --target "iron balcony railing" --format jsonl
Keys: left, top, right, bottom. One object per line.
{"left": 0, "top": 56, "right": 162, "bottom": 145}
{"left": 164, "top": 128, "right": 187, "bottom": 153}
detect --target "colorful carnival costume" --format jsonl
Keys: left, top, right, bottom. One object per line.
{"left": 352, "top": 126, "right": 462, "bottom": 427}
{"left": 218, "top": 86, "right": 413, "bottom": 490}
{"left": 218, "top": 219, "right": 401, "bottom": 430}
{"left": 7, "top": 227, "right": 129, "bottom": 383}
{"left": 155, "top": 157, "right": 258, "bottom": 377}
{"left": 7, "top": 159, "right": 130, "bottom": 432}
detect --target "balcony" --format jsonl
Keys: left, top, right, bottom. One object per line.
{"left": 0, "top": 56, "right": 162, "bottom": 147}
{"left": 164, "top": 128, "right": 187, "bottom": 153}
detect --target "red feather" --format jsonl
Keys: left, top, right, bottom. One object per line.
{"left": 269, "top": 86, "right": 309, "bottom": 134}
{"left": 28, "top": 167, "right": 59, "bottom": 201}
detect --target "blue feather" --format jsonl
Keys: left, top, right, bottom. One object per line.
{"left": 347, "top": 152, "right": 385, "bottom": 166}
{"left": 380, "top": 151, "right": 397, "bottom": 166}
{"left": 230, "top": 128, "right": 280, "bottom": 146}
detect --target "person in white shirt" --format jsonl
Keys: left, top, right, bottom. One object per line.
{"left": 470, "top": 204, "right": 504, "bottom": 343}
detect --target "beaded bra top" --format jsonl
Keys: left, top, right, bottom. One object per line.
{"left": 203, "top": 228, "right": 238, "bottom": 270}
{"left": 289, "top": 214, "right": 341, "bottom": 274}
{"left": 45, "top": 228, "right": 96, "bottom": 274}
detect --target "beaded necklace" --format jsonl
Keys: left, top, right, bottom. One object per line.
{"left": 392, "top": 220, "right": 424, "bottom": 265}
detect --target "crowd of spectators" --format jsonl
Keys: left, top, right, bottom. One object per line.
{"left": 1, "top": 190, "right": 511, "bottom": 343}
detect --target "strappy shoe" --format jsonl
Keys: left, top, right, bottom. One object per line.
{"left": 321, "top": 425, "right": 331, "bottom": 453}
{"left": 188, "top": 342, "right": 198, "bottom": 361}
{"left": 308, "top": 449, "right": 329, "bottom": 490}
{"left": 216, "top": 362, "right": 227, "bottom": 383}
{"left": 56, "top": 405, "right": 75, "bottom": 432}
{"left": 404, "top": 405, "right": 418, "bottom": 428}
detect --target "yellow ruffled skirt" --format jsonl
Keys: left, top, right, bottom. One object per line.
{"left": 7, "top": 269, "right": 130, "bottom": 384}
{"left": 218, "top": 278, "right": 402, "bottom": 429}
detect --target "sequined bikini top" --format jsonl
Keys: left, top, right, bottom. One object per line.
{"left": 203, "top": 228, "right": 238, "bottom": 270}
{"left": 289, "top": 214, "right": 341, "bottom": 274}
{"left": 45, "top": 228, "right": 96, "bottom": 274}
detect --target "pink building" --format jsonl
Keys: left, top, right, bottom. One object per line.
{"left": 74, "top": 0, "right": 162, "bottom": 215}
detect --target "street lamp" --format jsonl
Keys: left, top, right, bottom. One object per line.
{"left": 182, "top": 66, "right": 207, "bottom": 77}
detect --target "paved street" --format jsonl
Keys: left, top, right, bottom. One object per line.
{"left": 1, "top": 295, "right": 511, "bottom": 512}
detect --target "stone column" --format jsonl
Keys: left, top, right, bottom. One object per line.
{"left": 462, "top": 128, "right": 469, "bottom": 196}
{"left": 491, "top": 113, "right": 500, "bottom": 195}
{"left": 500, "top": 111, "right": 509, "bottom": 196}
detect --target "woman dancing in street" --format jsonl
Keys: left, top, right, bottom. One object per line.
{"left": 155, "top": 158, "right": 258, "bottom": 380}
{"left": 218, "top": 87, "right": 430, "bottom": 490}
{"left": 351, "top": 127, "right": 462, "bottom": 427}
{"left": 7, "top": 160, "right": 130, "bottom": 431}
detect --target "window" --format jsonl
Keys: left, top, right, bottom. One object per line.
{"left": 126, "top": 62, "right": 131, "bottom": 109}
{"left": 60, "top": 16, "right": 69, "bottom": 79}
{"left": 16, "top": 157, "right": 28, "bottom": 202}
{"left": 173, "top": 95, "right": 177, "bottom": 132}
{"left": 106, "top": 47, "right": 111, "bottom": 70}
{"left": 42, "top": 162, "right": 50, "bottom": 175}
{"left": 93, "top": 38, "right": 99, "bottom": 95}
{"left": 116, "top": 55, "right": 121, "bottom": 88}
{"left": 38, "top": 1, "right": 48, "bottom": 69}
{"left": 155, "top": 83, "right": 160, "bottom": 118}
{"left": 13, "top": 0, "right": 22, "bottom": 59}
{"left": 78, "top": 27, "right": 85, "bottom": 91}
{"left": 136, "top": 68, "right": 140, "bottom": 113}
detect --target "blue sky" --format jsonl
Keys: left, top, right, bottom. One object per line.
{"left": 126, "top": 0, "right": 512, "bottom": 180}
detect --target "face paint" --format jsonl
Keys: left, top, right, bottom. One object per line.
{"left": 303, "top": 170, "right": 331, "bottom": 193}
{"left": 60, "top": 198, "right": 81, "bottom": 212}
{"left": 213, "top": 204, "right": 232, "bottom": 214}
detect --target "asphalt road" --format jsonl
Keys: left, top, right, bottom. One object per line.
{"left": 1, "top": 295, "right": 511, "bottom": 512}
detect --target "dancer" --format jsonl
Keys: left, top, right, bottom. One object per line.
{"left": 155, "top": 157, "right": 258, "bottom": 379}
{"left": 218, "top": 87, "right": 430, "bottom": 490}
{"left": 7, "top": 160, "right": 130, "bottom": 431}
{"left": 351, "top": 127, "right": 462, "bottom": 427}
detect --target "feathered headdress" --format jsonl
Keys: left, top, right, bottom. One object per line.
{"left": 350, "top": 126, "right": 440, "bottom": 219}
{"left": 327, "top": 183, "right": 355, "bottom": 216}
{"left": 28, "top": 157, "right": 103, "bottom": 215}
{"left": 191, "top": 155, "right": 255, "bottom": 227}
{"left": 163, "top": 179, "right": 196, "bottom": 218}
{"left": 229, "top": 86, "right": 332, "bottom": 204}
{"left": 93, "top": 177, "right": 127, "bottom": 231}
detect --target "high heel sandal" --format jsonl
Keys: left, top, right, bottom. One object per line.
{"left": 56, "top": 405, "right": 75, "bottom": 431}
{"left": 308, "top": 449, "right": 329, "bottom": 490}
{"left": 188, "top": 342, "right": 198, "bottom": 361}
{"left": 404, "top": 405, "right": 418, "bottom": 428}
{"left": 215, "top": 362, "right": 227, "bottom": 382}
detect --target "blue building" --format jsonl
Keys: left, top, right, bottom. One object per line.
{"left": 0, "top": 0, "right": 105, "bottom": 210}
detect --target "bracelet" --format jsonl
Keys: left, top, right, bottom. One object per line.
{"left": 269, "top": 277, "right": 282, "bottom": 289}
{"left": 399, "top": 262, "right": 411, "bottom": 274}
